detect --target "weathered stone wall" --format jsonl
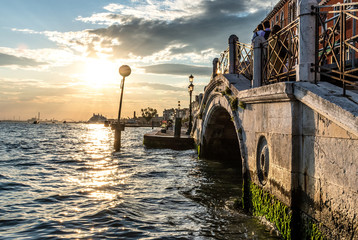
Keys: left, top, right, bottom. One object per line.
{"left": 240, "top": 100, "right": 296, "bottom": 206}
{"left": 194, "top": 75, "right": 358, "bottom": 239}
{"left": 296, "top": 103, "right": 358, "bottom": 239}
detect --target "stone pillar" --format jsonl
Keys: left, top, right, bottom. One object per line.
{"left": 253, "top": 36, "right": 266, "bottom": 88}
{"left": 297, "top": 0, "right": 316, "bottom": 82}
{"left": 114, "top": 123, "right": 125, "bottom": 151}
{"left": 212, "top": 58, "right": 219, "bottom": 78}
{"left": 174, "top": 118, "right": 182, "bottom": 138}
{"left": 229, "top": 35, "right": 239, "bottom": 74}
{"left": 114, "top": 128, "right": 121, "bottom": 151}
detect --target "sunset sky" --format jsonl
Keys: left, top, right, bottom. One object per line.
{"left": 0, "top": 0, "right": 275, "bottom": 121}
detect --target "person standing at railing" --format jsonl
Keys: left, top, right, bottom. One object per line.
{"left": 263, "top": 21, "right": 271, "bottom": 40}
{"left": 252, "top": 23, "right": 265, "bottom": 42}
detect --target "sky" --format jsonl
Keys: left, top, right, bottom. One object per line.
{"left": 0, "top": 0, "right": 276, "bottom": 121}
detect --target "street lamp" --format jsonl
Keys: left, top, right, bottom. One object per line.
{"left": 114, "top": 65, "right": 131, "bottom": 151}
{"left": 186, "top": 74, "right": 194, "bottom": 135}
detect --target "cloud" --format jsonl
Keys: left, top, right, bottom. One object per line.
{"left": 0, "top": 53, "right": 46, "bottom": 67}
{"left": 0, "top": 46, "right": 81, "bottom": 70}
{"left": 9, "top": 0, "right": 274, "bottom": 73}
{"left": 13, "top": 0, "right": 269, "bottom": 62}
{"left": 142, "top": 63, "right": 211, "bottom": 76}
{"left": 81, "top": 0, "right": 269, "bottom": 60}
{"left": 129, "top": 81, "right": 185, "bottom": 92}
{"left": 78, "top": 0, "right": 204, "bottom": 24}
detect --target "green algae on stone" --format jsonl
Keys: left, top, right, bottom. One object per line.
{"left": 230, "top": 97, "right": 239, "bottom": 111}
{"left": 243, "top": 181, "right": 292, "bottom": 240}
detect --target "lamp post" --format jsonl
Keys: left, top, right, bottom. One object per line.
{"left": 186, "top": 74, "right": 194, "bottom": 135}
{"left": 114, "top": 65, "right": 131, "bottom": 151}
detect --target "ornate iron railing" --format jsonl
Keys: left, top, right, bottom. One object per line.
{"left": 236, "top": 42, "right": 253, "bottom": 80}
{"left": 315, "top": 2, "right": 358, "bottom": 95}
{"left": 262, "top": 19, "right": 299, "bottom": 84}
{"left": 218, "top": 47, "right": 229, "bottom": 74}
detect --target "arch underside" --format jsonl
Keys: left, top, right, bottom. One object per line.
{"left": 201, "top": 106, "right": 241, "bottom": 163}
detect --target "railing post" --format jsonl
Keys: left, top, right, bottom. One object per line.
{"left": 341, "top": 4, "right": 347, "bottom": 96}
{"left": 212, "top": 58, "right": 219, "bottom": 78}
{"left": 297, "top": 0, "right": 316, "bottom": 82}
{"left": 253, "top": 36, "right": 266, "bottom": 88}
{"left": 229, "top": 35, "right": 239, "bottom": 74}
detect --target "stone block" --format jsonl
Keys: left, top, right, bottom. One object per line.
{"left": 302, "top": 104, "right": 316, "bottom": 136}
{"left": 296, "top": 172, "right": 321, "bottom": 218}
{"left": 267, "top": 166, "right": 291, "bottom": 206}
{"left": 268, "top": 133, "right": 292, "bottom": 170}
{"left": 314, "top": 137, "right": 358, "bottom": 191}
{"left": 316, "top": 113, "right": 358, "bottom": 139}
{"left": 319, "top": 182, "right": 358, "bottom": 238}
{"left": 291, "top": 102, "right": 302, "bottom": 136}
{"left": 301, "top": 135, "right": 316, "bottom": 177}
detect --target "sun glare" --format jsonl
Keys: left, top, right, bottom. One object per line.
{"left": 81, "top": 59, "right": 120, "bottom": 89}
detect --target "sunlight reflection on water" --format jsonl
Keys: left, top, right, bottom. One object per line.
{"left": 0, "top": 123, "right": 280, "bottom": 239}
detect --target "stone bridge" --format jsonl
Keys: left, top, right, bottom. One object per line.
{"left": 192, "top": 73, "right": 358, "bottom": 239}
{"left": 190, "top": 0, "right": 358, "bottom": 238}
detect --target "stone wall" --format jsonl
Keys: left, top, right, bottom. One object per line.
{"left": 194, "top": 75, "right": 358, "bottom": 239}
{"left": 296, "top": 103, "right": 358, "bottom": 239}
{"left": 240, "top": 100, "right": 296, "bottom": 207}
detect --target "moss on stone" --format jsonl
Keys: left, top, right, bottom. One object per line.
{"left": 230, "top": 97, "right": 239, "bottom": 111}
{"left": 197, "top": 144, "right": 201, "bottom": 158}
{"left": 239, "top": 101, "right": 246, "bottom": 109}
{"left": 304, "top": 220, "right": 326, "bottom": 240}
{"left": 243, "top": 181, "right": 292, "bottom": 240}
{"left": 242, "top": 180, "right": 328, "bottom": 240}
{"left": 225, "top": 86, "right": 232, "bottom": 95}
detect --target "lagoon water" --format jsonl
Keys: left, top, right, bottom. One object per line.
{"left": 0, "top": 123, "right": 279, "bottom": 239}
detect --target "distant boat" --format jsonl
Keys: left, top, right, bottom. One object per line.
{"left": 88, "top": 113, "right": 108, "bottom": 124}
{"left": 33, "top": 120, "right": 39, "bottom": 124}
{"left": 104, "top": 120, "right": 110, "bottom": 127}
{"left": 63, "top": 121, "right": 67, "bottom": 124}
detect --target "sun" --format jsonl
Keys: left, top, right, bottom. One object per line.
{"left": 81, "top": 59, "right": 120, "bottom": 89}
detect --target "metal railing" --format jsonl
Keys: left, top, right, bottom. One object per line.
{"left": 218, "top": 47, "right": 229, "bottom": 74}
{"left": 315, "top": 2, "right": 358, "bottom": 95}
{"left": 262, "top": 19, "right": 299, "bottom": 84}
{"left": 236, "top": 42, "right": 253, "bottom": 80}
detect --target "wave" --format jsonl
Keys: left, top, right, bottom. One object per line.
{"left": 0, "top": 181, "right": 31, "bottom": 191}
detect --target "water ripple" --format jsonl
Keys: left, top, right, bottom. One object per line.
{"left": 0, "top": 123, "right": 280, "bottom": 239}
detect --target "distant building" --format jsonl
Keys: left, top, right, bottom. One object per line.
{"left": 163, "top": 108, "right": 175, "bottom": 121}
{"left": 88, "top": 113, "right": 107, "bottom": 123}
{"left": 163, "top": 108, "right": 189, "bottom": 121}
{"left": 123, "top": 113, "right": 162, "bottom": 127}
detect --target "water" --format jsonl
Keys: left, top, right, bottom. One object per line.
{"left": 0, "top": 122, "right": 279, "bottom": 239}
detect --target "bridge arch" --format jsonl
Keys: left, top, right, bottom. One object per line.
{"left": 199, "top": 94, "right": 242, "bottom": 166}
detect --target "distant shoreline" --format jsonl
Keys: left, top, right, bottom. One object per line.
{"left": 0, "top": 120, "right": 160, "bottom": 127}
